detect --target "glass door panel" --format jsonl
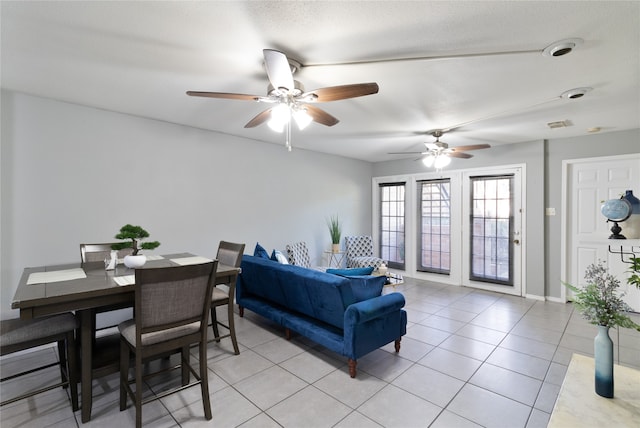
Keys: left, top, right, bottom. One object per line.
{"left": 469, "top": 175, "right": 514, "bottom": 285}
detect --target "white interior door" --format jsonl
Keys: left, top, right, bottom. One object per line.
{"left": 566, "top": 155, "right": 640, "bottom": 311}
{"left": 462, "top": 167, "right": 523, "bottom": 296}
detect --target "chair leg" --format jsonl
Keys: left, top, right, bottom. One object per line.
{"left": 57, "top": 340, "right": 67, "bottom": 389}
{"left": 65, "top": 332, "right": 80, "bottom": 411}
{"left": 210, "top": 307, "right": 220, "bottom": 341}
{"left": 227, "top": 303, "right": 239, "bottom": 355}
{"left": 119, "top": 339, "right": 129, "bottom": 411}
{"left": 199, "top": 342, "right": 212, "bottom": 420}
{"left": 135, "top": 352, "right": 142, "bottom": 428}
{"left": 181, "top": 346, "right": 190, "bottom": 386}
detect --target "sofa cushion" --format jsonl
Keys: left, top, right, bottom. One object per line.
{"left": 254, "top": 242, "right": 270, "bottom": 259}
{"left": 326, "top": 267, "right": 374, "bottom": 276}
{"left": 345, "top": 275, "right": 385, "bottom": 303}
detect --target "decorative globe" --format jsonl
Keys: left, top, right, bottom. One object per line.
{"left": 601, "top": 198, "right": 632, "bottom": 222}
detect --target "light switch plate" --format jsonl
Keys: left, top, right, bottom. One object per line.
{"left": 546, "top": 207, "right": 556, "bottom": 216}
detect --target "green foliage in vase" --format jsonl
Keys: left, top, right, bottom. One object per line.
{"left": 563, "top": 261, "right": 640, "bottom": 331}
{"left": 111, "top": 224, "right": 160, "bottom": 256}
{"left": 627, "top": 257, "right": 640, "bottom": 289}
{"left": 326, "top": 215, "right": 342, "bottom": 245}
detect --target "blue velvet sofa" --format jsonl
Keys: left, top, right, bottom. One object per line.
{"left": 236, "top": 255, "right": 407, "bottom": 377}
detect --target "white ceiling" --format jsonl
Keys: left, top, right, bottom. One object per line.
{"left": 2, "top": 1, "right": 639, "bottom": 162}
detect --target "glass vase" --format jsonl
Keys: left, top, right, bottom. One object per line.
{"left": 594, "top": 325, "right": 614, "bottom": 398}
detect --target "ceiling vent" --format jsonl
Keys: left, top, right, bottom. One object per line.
{"left": 547, "top": 120, "right": 573, "bottom": 129}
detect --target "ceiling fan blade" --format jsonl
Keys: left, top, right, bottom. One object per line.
{"left": 450, "top": 144, "right": 491, "bottom": 152}
{"left": 263, "top": 49, "right": 294, "bottom": 92}
{"left": 448, "top": 152, "right": 473, "bottom": 159}
{"left": 388, "top": 151, "right": 425, "bottom": 155}
{"left": 305, "top": 105, "right": 340, "bottom": 127}
{"left": 425, "top": 143, "right": 440, "bottom": 150}
{"left": 308, "top": 83, "right": 379, "bottom": 102}
{"left": 244, "top": 108, "right": 273, "bottom": 128}
{"left": 186, "top": 91, "right": 260, "bottom": 101}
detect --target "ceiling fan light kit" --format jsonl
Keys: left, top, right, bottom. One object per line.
{"left": 422, "top": 153, "right": 451, "bottom": 169}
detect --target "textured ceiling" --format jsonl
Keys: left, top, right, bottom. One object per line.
{"left": 2, "top": 1, "right": 638, "bottom": 162}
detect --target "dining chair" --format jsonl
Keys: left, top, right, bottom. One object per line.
{"left": 80, "top": 243, "right": 134, "bottom": 334}
{"left": 80, "top": 243, "right": 135, "bottom": 377}
{"left": 210, "top": 241, "right": 245, "bottom": 355}
{"left": 1, "top": 313, "right": 79, "bottom": 410}
{"left": 118, "top": 261, "right": 218, "bottom": 428}
{"left": 344, "top": 235, "right": 385, "bottom": 270}
{"left": 285, "top": 241, "right": 311, "bottom": 268}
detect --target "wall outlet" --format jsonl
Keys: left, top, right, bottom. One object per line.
{"left": 546, "top": 207, "right": 556, "bottom": 216}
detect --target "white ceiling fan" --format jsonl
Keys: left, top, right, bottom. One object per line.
{"left": 187, "top": 49, "right": 379, "bottom": 150}
{"left": 389, "top": 130, "right": 491, "bottom": 168}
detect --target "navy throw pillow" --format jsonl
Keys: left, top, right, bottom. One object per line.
{"left": 254, "top": 242, "right": 270, "bottom": 259}
{"left": 326, "top": 267, "right": 374, "bottom": 276}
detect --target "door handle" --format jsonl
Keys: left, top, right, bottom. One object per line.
{"left": 513, "top": 239, "right": 520, "bottom": 245}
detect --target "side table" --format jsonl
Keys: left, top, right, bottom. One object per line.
{"left": 324, "top": 251, "right": 345, "bottom": 268}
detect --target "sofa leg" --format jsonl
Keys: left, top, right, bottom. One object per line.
{"left": 348, "top": 359, "right": 357, "bottom": 378}
{"left": 238, "top": 305, "right": 244, "bottom": 317}
{"left": 394, "top": 338, "right": 401, "bottom": 353}
{"left": 285, "top": 328, "right": 291, "bottom": 340}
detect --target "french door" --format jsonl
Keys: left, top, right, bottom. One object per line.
{"left": 462, "top": 167, "right": 523, "bottom": 295}
{"left": 375, "top": 166, "right": 524, "bottom": 295}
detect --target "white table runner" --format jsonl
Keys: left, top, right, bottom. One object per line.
{"left": 170, "top": 256, "right": 213, "bottom": 266}
{"left": 27, "top": 268, "right": 87, "bottom": 285}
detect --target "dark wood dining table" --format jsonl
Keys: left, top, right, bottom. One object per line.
{"left": 11, "top": 253, "right": 239, "bottom": 423}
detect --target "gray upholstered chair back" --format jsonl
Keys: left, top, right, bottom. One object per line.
{"left": 134, "top": 262, "right": 217, "bottom": 336}
{"left": 80, "top": 243, "right": 133, "bottom": 264}
{"left": 285, "top": 242, "right": 311, "bottom": 268}
{"left": 216, "top": 241, "right": 245, "bottom": 268}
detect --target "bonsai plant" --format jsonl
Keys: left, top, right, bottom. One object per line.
{"left": 326, "top": 215, "right": 342, "bottom": 253}
{"left": 563, "top": 261, "right": 640, "bottom": 398}
{"left": 111, "top": 224, "right": 160, "bottom": 268}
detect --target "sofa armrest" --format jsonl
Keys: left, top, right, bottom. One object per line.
{"left": 344, "top": 292, "right": 405, "bottom": 325}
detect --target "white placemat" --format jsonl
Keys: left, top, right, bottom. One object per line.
{"left": 113, "top": 275, "right": 135, "bottom": 286}
{"left": 27, "top": 268, "right": 87, "bottom": 285}
{"left": 170, "top": 256, "right": 213, "bottom": 266}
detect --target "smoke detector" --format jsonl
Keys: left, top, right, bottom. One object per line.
{"left": 561, "top": 87, "right": 592, "bottom": 100}
{"left": 543, "top": 38, "right": 583, "bottom": 57}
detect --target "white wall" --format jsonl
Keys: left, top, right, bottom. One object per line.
{"left": 0, "top": 90, "right": 375, "bottom": 320}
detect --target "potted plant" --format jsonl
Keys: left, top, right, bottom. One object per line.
{"left": 627, "top": 257, "right": 640, "bottom": 289}
{"left": 111, "top": 224, "right": 160, "bottom": 268}
{"left": 327, "top": 214, "right": 342, "bottom": 253}
{"left": 563, "top": 261, "right": 640, "bottom": 398}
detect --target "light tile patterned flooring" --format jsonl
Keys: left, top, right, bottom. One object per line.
{"left": 2, "top": 277, "right": 639, "bottom": 427}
